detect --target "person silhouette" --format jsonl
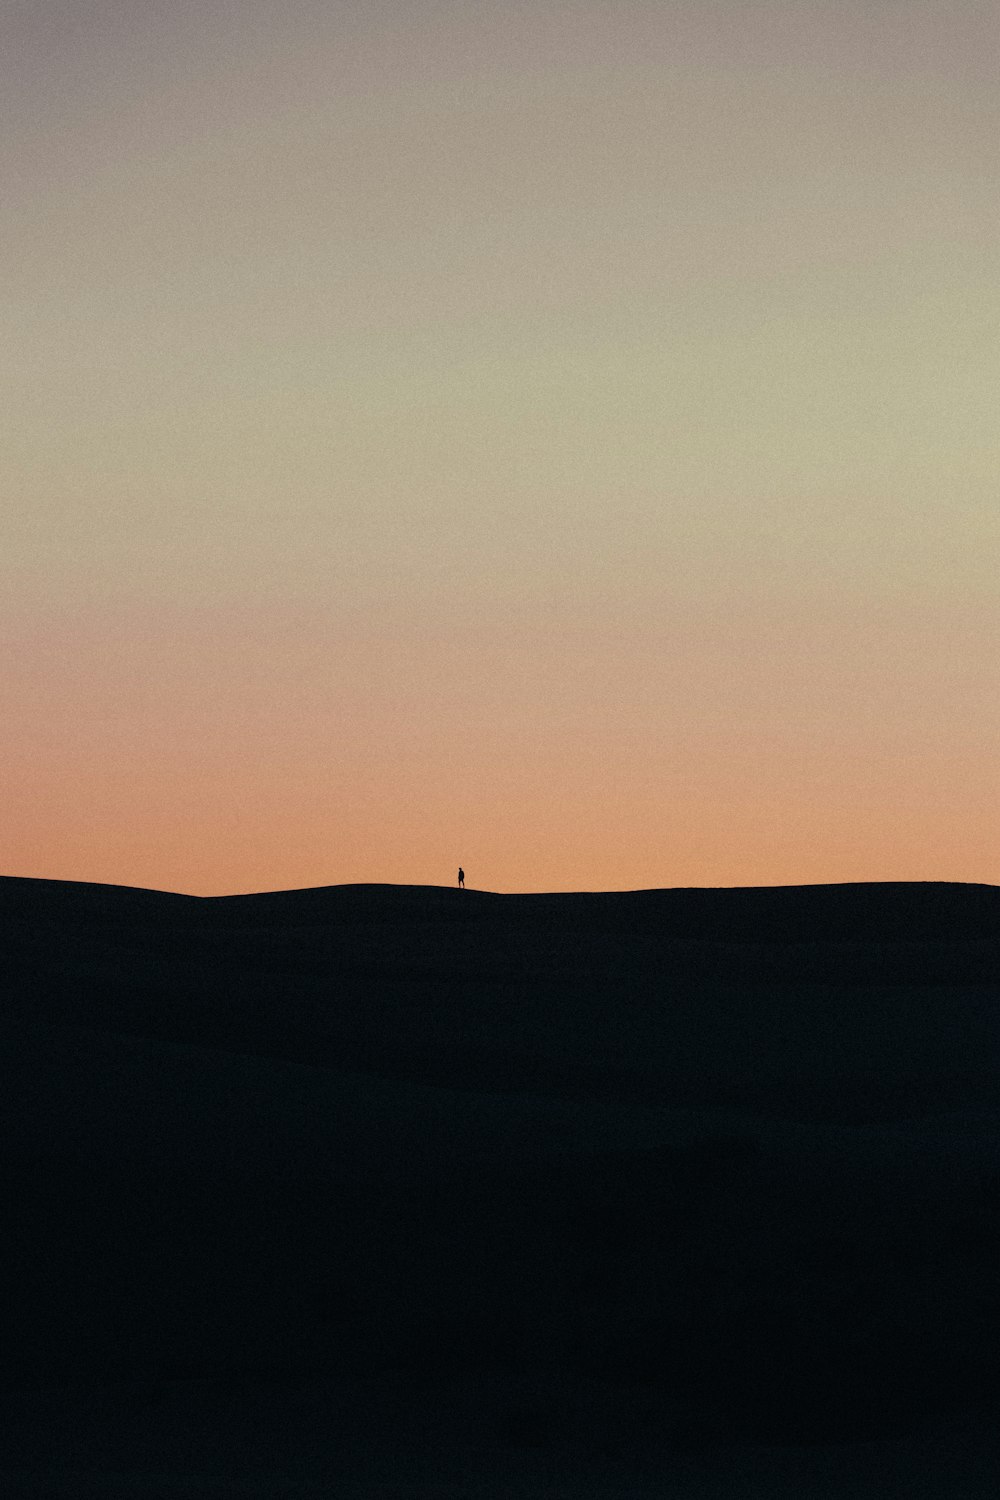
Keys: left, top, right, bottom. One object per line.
{"left": 458, "top": 867, "right": 465, "bottom": 888}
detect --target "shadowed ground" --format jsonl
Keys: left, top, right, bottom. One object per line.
{"left": 1, "top": 877, "right": 998, "bottom": 1495}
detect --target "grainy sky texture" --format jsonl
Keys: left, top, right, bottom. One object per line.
{"left": 4, "top": 0, "right": 998, "bottom": 893}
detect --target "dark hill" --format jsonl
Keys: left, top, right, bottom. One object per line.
{"left": 4, "top": 871, "right": 1000, "bottom": 936}
{"left": 1, "top": 878, "right": 998, "bottom": 1493}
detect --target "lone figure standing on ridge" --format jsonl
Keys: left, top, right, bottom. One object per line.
{"left": 458, "top": 867, "right": 465, "bottom": 888}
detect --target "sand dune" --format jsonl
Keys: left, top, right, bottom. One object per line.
{"left": 1, "top": 877, "right": 998, "bottom": 1493}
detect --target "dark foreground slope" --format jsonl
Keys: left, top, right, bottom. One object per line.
{"left": 1, "top": 877, "right": 999, "bottom": 1494}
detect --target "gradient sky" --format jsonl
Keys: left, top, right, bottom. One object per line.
{"left": 4, "top": 0, "right": 998, "bottom": 894}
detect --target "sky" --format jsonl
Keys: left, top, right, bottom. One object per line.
{"left": 3, "top": 0, "right": 998, "bottom": 894}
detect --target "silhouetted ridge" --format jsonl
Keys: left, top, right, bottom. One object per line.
{"left": 4, "top": 876, "right": 995, "bottom": 942}
{"left": 0, "top": 876, "right": 195, "bottom": 922}
{"left": 1, "top": 872, "right": 999, "bottom": 1464}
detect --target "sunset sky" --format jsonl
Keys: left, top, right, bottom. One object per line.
{"left": 4, "top": 0, "right": 998, "bottom": 894}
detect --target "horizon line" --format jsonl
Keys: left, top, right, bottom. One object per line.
{"left": 1, "top": 873, "right": 997, "bottom": 901}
